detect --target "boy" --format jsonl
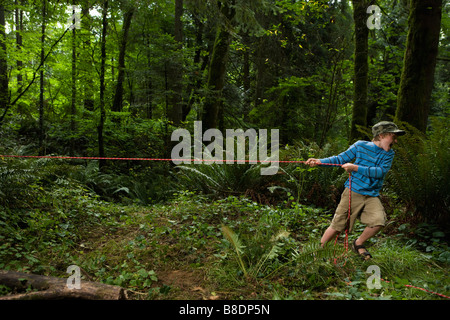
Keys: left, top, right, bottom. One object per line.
{"left": 305, "top": 121, "right": 405, "bottom": 260}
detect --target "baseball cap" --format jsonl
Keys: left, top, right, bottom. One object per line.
{"left": 372, "top": 121, "right": 406, "bottom": 137}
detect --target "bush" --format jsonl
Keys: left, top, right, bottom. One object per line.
{"left": 0, "top": 155, "right": 66, "bottom": 208}
{"left": 0, "top": 171, "right": 119, "bottom": 271}
{"left": 279, "top": 141, "right": 348, "bottom": 209}
{"left": 173, "top": 140, "right": 349, "bottom": 209}
{"left": 386, "top": 117, "right": 450, "bottom": 227}
{"left": 174, "top": 162, "right": 277, "bottom": 202}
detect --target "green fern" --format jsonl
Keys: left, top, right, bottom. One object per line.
{"left": 176, "top": 162, "right": 264, "bottom": 196}
{"left": 0, "top": 156, "right": 52, "bottom": 207}
{"left": 221, "top": 225, "right": 294, "bottom": 279}
{"left": 221, "top": 225, "right": 248, "bottom": 277}
{"left": 253, "top": 230, "right": 290, "bottom": 277}
{"left": 292, "top": 240, "right": 347, "bottom": 264}
{"left": 386, "top": 118, "right": 450, "bottom": 224}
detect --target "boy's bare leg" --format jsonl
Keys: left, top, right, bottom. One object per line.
{"left": 320, "top": 226, "right": 339, "bottom": 247}
{"left": 354, "top": 226, "right": 382, "bottom": 254}
{"left": 321, "top": 225, "right": 382, "bottom": 250}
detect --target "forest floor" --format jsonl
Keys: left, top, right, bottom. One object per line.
{"left": 1, "top": 192, "right": 449, "bottom": 301}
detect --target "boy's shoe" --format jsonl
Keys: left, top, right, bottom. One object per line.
{"left": 352, "top": 240, "right": 372, "bottom": 261}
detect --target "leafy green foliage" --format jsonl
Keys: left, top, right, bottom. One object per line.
{"left": 221, "top": 225, "right": 248, "bottom": 277}
{"left": 105, "top": 264, "right": 158, "bottom": 290}
{"left": 386, "top": 118, "right": 450, "bottom": 225}
{"left": 0, "top": 157, "right": 45, "bottom": 208}
{"left": 175, "top": 161, "right": 272, "bottom": 200}
{"left": 1, "top": 173, "right": 448, "bottom": 300}
{"left": 0, "top": 0, "right": 448, "bottom": 302}
{"left": 279, "top": 141, "right": 348, "bottom": 209}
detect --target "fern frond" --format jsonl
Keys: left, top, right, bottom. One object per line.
{"left": 221, "top": 225, "right": 245, "bottom": 254}
{"left": 386, "top": 118, "right": 450, "bottom": 222}
{"left": 271, "top": 230, "right": 290, "bottom": 242}
{"left": 252, "top": 229, "right": 291, "bottom": 278}
{"left": 178, "top": 165, "right": 221, "bottom": 188}
{"left": 221, "top": 225, "right": 247, "bottom": 277}
{"left": 253, "top": 243, "right": 282, "bottom": 278}
{"left": 292, "top": 240, "right": 344, "bottom": 264}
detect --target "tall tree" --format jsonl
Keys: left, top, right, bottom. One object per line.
{"left": 15, "top": 0, "right": 23, "bottom": 92}
{"left": 80, "top": 2, "right": 94, "bottom": 112}
{"left": 70, "top": 1, "right": 78, "bottom": 155}
{"left": 0, "top": 4, "right": 8, "bottom": 117}
{"left": 112, "top": 4, "right": 134, "bottom": 113}
{"left": 395, "top": 0, "right": 443, "bottom": 132}
{"left": 39, "top": 0, "right": 47, "bottom": 155}
{"left": 98, "top": 0, "right": 108, "bottom": 170}
{"left": 202, "top": 0, "right": 235, "bottom": 131}
{"left": 167, "top": 0, "right": 184, "bottom": 125}
{"left": 182, "top": 0, "right": 210, "bottom": 122}
{"left": 350, "top": 0, "right": 369, "bottom": 141}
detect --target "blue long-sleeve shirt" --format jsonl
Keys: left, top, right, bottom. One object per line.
{"left": 320, "top": 140, "right": 394, "bottom": 197}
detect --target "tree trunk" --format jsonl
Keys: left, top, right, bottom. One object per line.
{"left": 319, "top": 56, "right": 341, "bottom": 147}
{"left": 350, "top": 0, "right": 369, "bottom": 141}
{"left": 395, "top": 0, "right": 442, "bottom": 132}
{"left": 202, "top": 1, "right": 235, "bottom": 132}
{"left": 15, "top": 1, "right": 23, "bottom": 92}
{"left": 183, "top": 14, "right": 207, "bottom": 122}
{"left": 98, "top": 0, "right": 108, "bottom": 170}
{"left": 0, "top": 270, "right": 127, "bottom": 300}
{"left": 112, "top": 6, "right": 134, "bottom": 113}
{"left": 0, "top": 5, "right": 8, "bottom": 117}
{"left": 70, "top": 2, "right": 77, "bottom": 155}
{"left": 202, "top": 28, "right": 230, "bottom": 131}
{"left": 253, "top": 37, "right": 265, "bottom": 115}
{"left": 145, "top": 33, "right": 153, "bottom": 119}
{"left": 242, "top": 33, "right": 251, "bottom": 122}
{"left": 39, "top": 0, "right": 47, "bottom": 156}
{"left": 81, "top": 4, "right": 94, "bottom": 112}
{"left": 167, "top": 0, "right": 184, "bottom": 126}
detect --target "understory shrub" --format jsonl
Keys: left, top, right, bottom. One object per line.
{"left": 278, "top": 141, "right": 348, "bottom": 209}
{"left": 386, "top": 117, "right": 450, "bottom": 227}
{"left": 174, "top": 162, "right": 280, "bottom": 204}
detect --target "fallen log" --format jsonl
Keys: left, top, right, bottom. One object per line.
{"left": 0, "top": 270, "right": 127, "bottom": 300}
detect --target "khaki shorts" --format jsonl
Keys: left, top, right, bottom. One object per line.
{"left": 330, "top": 188, "right": 386, "bottom": 232}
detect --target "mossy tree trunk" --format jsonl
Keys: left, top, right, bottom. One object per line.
{"left": 39, "top": 0, "right": 46, "bottom": 156}
{"left": 395, "top": 0, "right": 443, "bottom": 132}
{"left": 70, "top": 1, "right": 77, "bottom": 155}
{"left": 167, "top": 0, "right": 184, "bottom": 126}
{"left": 112, "top": 6, "right": 134, "bottom": 113}
{"left": 0, "top": 5, "right": 8, "bottom": 121}
{"left": 202, "top": 28, "right": 231, "bottom": 131}
{"left": 202, "top": 1, "right": 235, "bottom": 132}
{"left": 98, "top": 0, "right": 108, "bottom": 170}
{"left": 350, "top": 0, "right": 369, "bottom": 141}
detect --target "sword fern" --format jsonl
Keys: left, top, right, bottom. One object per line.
{"left": 221, "top": 225, "right": 247, "bottom": 277}
{"left": 221, "top": 225, "right": 292, "bottom": 279}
